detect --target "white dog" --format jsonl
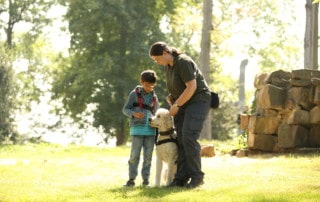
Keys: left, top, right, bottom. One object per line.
{"left": 149, "top": 108, "right": 178, "bottom": 187}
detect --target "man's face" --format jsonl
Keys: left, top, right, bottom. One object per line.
{"left": 150, "top": 52, "right": 167, "bottom": 66}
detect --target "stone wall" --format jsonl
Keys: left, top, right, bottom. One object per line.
{"left": 240, "top": 69, "right": 320, "bottom": 152}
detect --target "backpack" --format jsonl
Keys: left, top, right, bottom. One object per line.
{"left": 132, "top": 87, "right": 157, "bottom": 114}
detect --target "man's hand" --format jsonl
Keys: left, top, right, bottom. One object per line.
{"left": 169, "top": 104, "right": 179, "bottom": 116}
{"left": 166, "top": 94, "right": 174, "bottom": 105}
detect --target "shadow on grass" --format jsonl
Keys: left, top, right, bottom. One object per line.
{"left": 109, "top": 185, "right": 189, "bottom": 200}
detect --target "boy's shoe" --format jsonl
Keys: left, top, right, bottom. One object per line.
{"left": 142, "top": 180, "right": 149, "bottom": 186}
{"left": 124, "top": 179, "right": 135, "bottom": 187}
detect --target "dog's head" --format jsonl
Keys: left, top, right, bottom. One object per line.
{"left": 149, "top": 108, "right": 173, "bottom": 132}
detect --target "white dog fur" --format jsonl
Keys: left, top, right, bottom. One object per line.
{"left": 149, "top": 108, "right": 178, "bottom": 187}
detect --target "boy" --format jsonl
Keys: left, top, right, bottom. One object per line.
{"left": 122, "top": 70, "right": 159, "bottom": 187}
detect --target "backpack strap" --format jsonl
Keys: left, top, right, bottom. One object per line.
{"left": 135, "top": 87, "right": 143, "bottom": 109}
{"left": 132, "top": 103, "right": 154, "bottom": 112}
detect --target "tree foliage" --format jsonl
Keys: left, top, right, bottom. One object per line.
{"left": 52, "top": 0, "right": 181, "bottom": 145}
{"left": 232, "top": 0, "right": 302, "bottom": 72}
{"left": 0, "top": 0, "right": 55, "bottom": 142}
{"left": 0, "top": 0, "right": 54, "bottom": 47}
{"left": 209, "top": 0, "right": 303, "bottom": 139}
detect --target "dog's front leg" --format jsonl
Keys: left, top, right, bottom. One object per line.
{"left": 155, "top": 155, "right": 163, "bottom": 187}
{"left": 166, "top": 161, "right": 177, "bottom": 186}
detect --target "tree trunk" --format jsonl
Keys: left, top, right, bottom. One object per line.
{"left": 239, "top": 59, "right": 248, "bottom": 112}
{"left": 238, "top": 59, "right": 248, "bottom": 134}
{"left": 304, "top": 0, "right": 319, "bottom": 70}
{"left": 115, "top": 123, "right": 127, "bottom": 146}
{"left": 199, "top": 0, "right": 213, "bottom": 140}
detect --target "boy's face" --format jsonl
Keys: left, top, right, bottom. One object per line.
{"left": 141, "top": 81, "right": 155, "bottom": 93}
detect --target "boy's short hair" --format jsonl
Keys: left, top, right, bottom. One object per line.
{"left": 141, "top": 70, "right": 157, "bottom": 83}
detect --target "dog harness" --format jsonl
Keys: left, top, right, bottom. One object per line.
{"left": 155, "top": 128, "right": 178, "bottom": 146}
{"left": 133, "top": 87, "right": 157, "bottom": 114}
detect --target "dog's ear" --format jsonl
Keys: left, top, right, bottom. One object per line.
{"left": 164, "top": 115, "right": 173, "bottom": 127}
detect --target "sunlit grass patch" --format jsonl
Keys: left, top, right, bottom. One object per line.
{"left": 0, "top": 143, "right": 320, "bottom": 201}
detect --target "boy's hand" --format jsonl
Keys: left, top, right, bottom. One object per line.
{"left": 132, "top": 112, "right": 145, "bottom": 119}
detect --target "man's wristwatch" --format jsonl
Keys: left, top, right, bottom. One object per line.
{"left": 173, "top": 103, "right": 180, "bottom": 108}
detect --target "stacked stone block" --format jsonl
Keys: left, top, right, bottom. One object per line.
{"left": 240, "top": 69, "right": 320, "bottom": 152}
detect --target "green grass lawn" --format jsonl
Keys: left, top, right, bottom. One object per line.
{"left": 0, "top": 143, "right": 320, "bottom": 202}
